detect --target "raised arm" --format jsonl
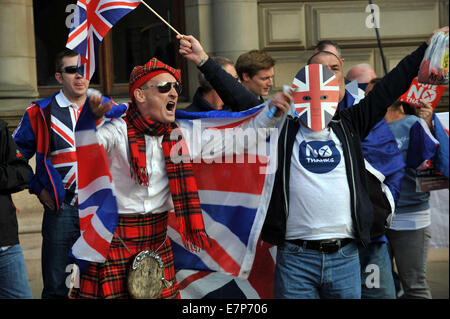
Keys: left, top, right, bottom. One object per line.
{"left": 345, "top": 26, "right": 448, "bottom": 140}
{"left": 178, "top": 35, "right": 262, "bottom": 111}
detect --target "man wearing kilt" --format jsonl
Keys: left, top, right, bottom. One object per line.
{"left": 70, "top": 57, "right": 291, "bottom": 299}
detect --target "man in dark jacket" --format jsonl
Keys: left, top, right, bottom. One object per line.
{"left": 178, "top": 35, "right": 271, "bottom": 111}
{"left": 0, "top": 119, "right": 33, "bottom": 298}
{"left": 178, "top": 26, "right": 447, "bottom": 299}
{"left": 261, "top": 27, "right": 447, "bottom": 299}
{"left": 184, "top": 56, "right": 238, "bottom": 112}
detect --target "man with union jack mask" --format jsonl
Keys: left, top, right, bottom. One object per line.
{"left": 261, "top": 26, "right": 448, "bottom": 299}
{"left": 12, "top": 49, "right": 114, "bottom": 299}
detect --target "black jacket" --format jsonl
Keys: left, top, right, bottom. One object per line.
{"left": 261, "top": 43, "right": 428, "bottom": 247}
{"left": 184, "top": 87, "right": 233, "bottom": 112}
{"left": 198, "top": 58, "right": 264, "bottom": 111}
{"left": 0, "top": 119, "right": 32, "bottom": 246}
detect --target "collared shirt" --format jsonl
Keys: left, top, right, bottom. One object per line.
{"left": 96, "top": 104, "right": 278, "bottom": 215}
{"left": 97, "top": 119, "right": 174, "bottom": 215}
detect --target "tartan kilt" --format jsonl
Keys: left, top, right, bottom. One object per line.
{"left": 70, "top": 212, "right": 180, "bottom": 299}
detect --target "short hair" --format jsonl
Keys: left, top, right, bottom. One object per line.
{"left": 55, "top": 48, "right": 78, "bottom": 73}
{"left": 307, "top": 50, "right": 342, "bottom": 66}
{"left": 314, "top": 40, "right": 342, "bottom": 58}
{"left": 198, "top": 56, "right": 234, "bottom": 93}
{"left": 393, "top": 101, "right": 417, "bottom": 116}
{"left": 235, "top": 50, "right": 276, "bottom": 80}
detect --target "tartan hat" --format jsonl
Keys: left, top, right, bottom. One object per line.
{"left": 129, "top": 57, "right": 181, "bottom": 100}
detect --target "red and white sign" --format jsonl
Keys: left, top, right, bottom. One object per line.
{"left": 399, "top": 77, "right": 447, "bottom": 109}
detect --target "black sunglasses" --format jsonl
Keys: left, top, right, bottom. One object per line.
{"left": 60, "top": 65, "right": 83, "bottom": 74}
{"left": 141, "top": 81, "right": 182, "bottom": 94}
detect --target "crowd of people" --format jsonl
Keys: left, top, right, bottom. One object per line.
{"left": 0, "top": 25, "right": 448, "bottom": 299}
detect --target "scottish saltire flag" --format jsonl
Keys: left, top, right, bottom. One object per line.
{"left": 292, "top": 64, "right": 340, "bottom": 131}
{"left": 169, "top": 105, "right": 282, "bottom": 297}
{"left": 71, "top": 100, "right": 119, "bottom": 269}
{"left": 66, "top": 0, "right": 141, "bottom": 80}
{"left": 345, "top": 79, "right": 365, "bottom": 104}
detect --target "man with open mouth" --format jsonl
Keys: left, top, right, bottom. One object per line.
{"left": 70, "top": 57, "right": 292, "bottom": 299}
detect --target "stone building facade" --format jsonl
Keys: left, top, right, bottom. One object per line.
{"left": 1, "top": 0, "right": 448, "bottom": 132}
{"left": 0, "top": 0, "right": 448, "bottom": 299}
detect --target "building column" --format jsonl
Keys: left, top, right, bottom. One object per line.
{"left": 184, "top": 0, "right": 259, "bottom": 100}
{"left": 0, "top": 0, "right": 38, "bottom": 128}
{"left": 211, "top": 0, "right": 259, "bottom": 62}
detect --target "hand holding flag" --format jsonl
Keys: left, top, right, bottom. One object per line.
{"left": 66, "top": 0, "right": 142, "bottom": 80}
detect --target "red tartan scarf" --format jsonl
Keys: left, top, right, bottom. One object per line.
{"left": 124, "top": 103, "right": 209, "bottom": 252}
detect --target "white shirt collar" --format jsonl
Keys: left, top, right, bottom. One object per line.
{"left": 55, "top": 90, "right": 81, "bottom": 109}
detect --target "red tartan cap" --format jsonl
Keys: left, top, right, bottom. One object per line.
{"left": 129, "top": 57, "right": 181, "bottom": 100}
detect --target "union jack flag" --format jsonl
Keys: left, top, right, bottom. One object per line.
{"left": 66, "top": 0, "right": 141, "bottom": 80}
{"left": 292, "top": 64, "right": 340, "bottom": 131}
{"left": 71, "top": 100, "right": 119, "bottom": 269}
{"left": 169, "top": 106, "right": 282, "bottom": 298}
{"left": 72, "top": 102, "right": 282, "bottom": 295}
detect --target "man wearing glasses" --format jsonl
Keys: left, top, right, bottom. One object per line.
{"left": 13, "top": 49, "right": 97, "bottom": 298}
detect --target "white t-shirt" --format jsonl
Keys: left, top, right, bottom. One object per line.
{"left": 285, "top": 125, "right": 355, "bottom": 240}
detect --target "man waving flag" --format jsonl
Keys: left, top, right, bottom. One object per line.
{"left": 66, "top": 0, "right": 141, "bottom": 80}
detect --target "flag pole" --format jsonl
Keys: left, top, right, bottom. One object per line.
{"left": 140, "top": 0, "right": 182, "bottom": 36}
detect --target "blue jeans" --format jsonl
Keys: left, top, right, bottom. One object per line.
{"left": 358, "top": 241, "right": 396, "bottom": 299}
{"left": 274, "top": 241, "right": 361, "bottom": 299}
{"left": 41, "top": 202, "right": 80, "bottom": 299}
{"left": 0, "top": 244, "right": 33, "bottom": 298}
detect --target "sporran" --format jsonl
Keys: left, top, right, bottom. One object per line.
{"left": 115, "top": 233, "right": 173, "bottom": 299}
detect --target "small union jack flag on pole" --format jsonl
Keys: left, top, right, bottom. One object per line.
{"left": 292, "top": 64, "right": 340, "bottom": 131}
{"left": 66, "top": 0, "right": 142, "bottom": 80}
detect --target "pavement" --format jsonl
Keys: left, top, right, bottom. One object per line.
{"left": 11, "top": 160, "right": 449, "bottom": 299}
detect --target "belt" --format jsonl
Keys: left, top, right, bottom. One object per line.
{"left": 286, "top": 238, "right": 353, "bottom": 254}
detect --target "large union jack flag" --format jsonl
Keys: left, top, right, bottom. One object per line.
{"left": 292, "top": 64, "right": 340, "bottom": 131}
{"left": 72, "top": 102, "right": 283, "bottom": 297}
{"left": 169, "top": 106, "right": 281, "bottom": 298}
{"left": 71, "top": 100, "right": 119, "bottom": 269}
{"left": 66, "top": 0, "right": 141, "bottom": 80}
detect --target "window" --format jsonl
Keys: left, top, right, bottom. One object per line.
{"left": 33, "top": 0, "right": 187, "bottom": 100}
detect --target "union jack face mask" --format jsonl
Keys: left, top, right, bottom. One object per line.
{"left": 292, "top": 64, "right": 340, "bottom": 131}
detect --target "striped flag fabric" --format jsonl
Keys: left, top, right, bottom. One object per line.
{"left": 175, "top": 239, "right": 276, "bottom": 299}
{"left": 169, "top": 105, "right": 282, "bottom": 298}
{"left": 66, "top": 0, "right": 141, "bottom": 80}
{"left": 72, "top": 101, "right": 282, "bottom": 295}
{"left": 71, "top": 100, "right": 119, "bottom": 269}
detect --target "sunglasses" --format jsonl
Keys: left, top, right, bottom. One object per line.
{"left": 59, "top": 65, "right": 83, "bottom": 74}
{"left": 141, "top": 81, "right": 182, "bottom": 94}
